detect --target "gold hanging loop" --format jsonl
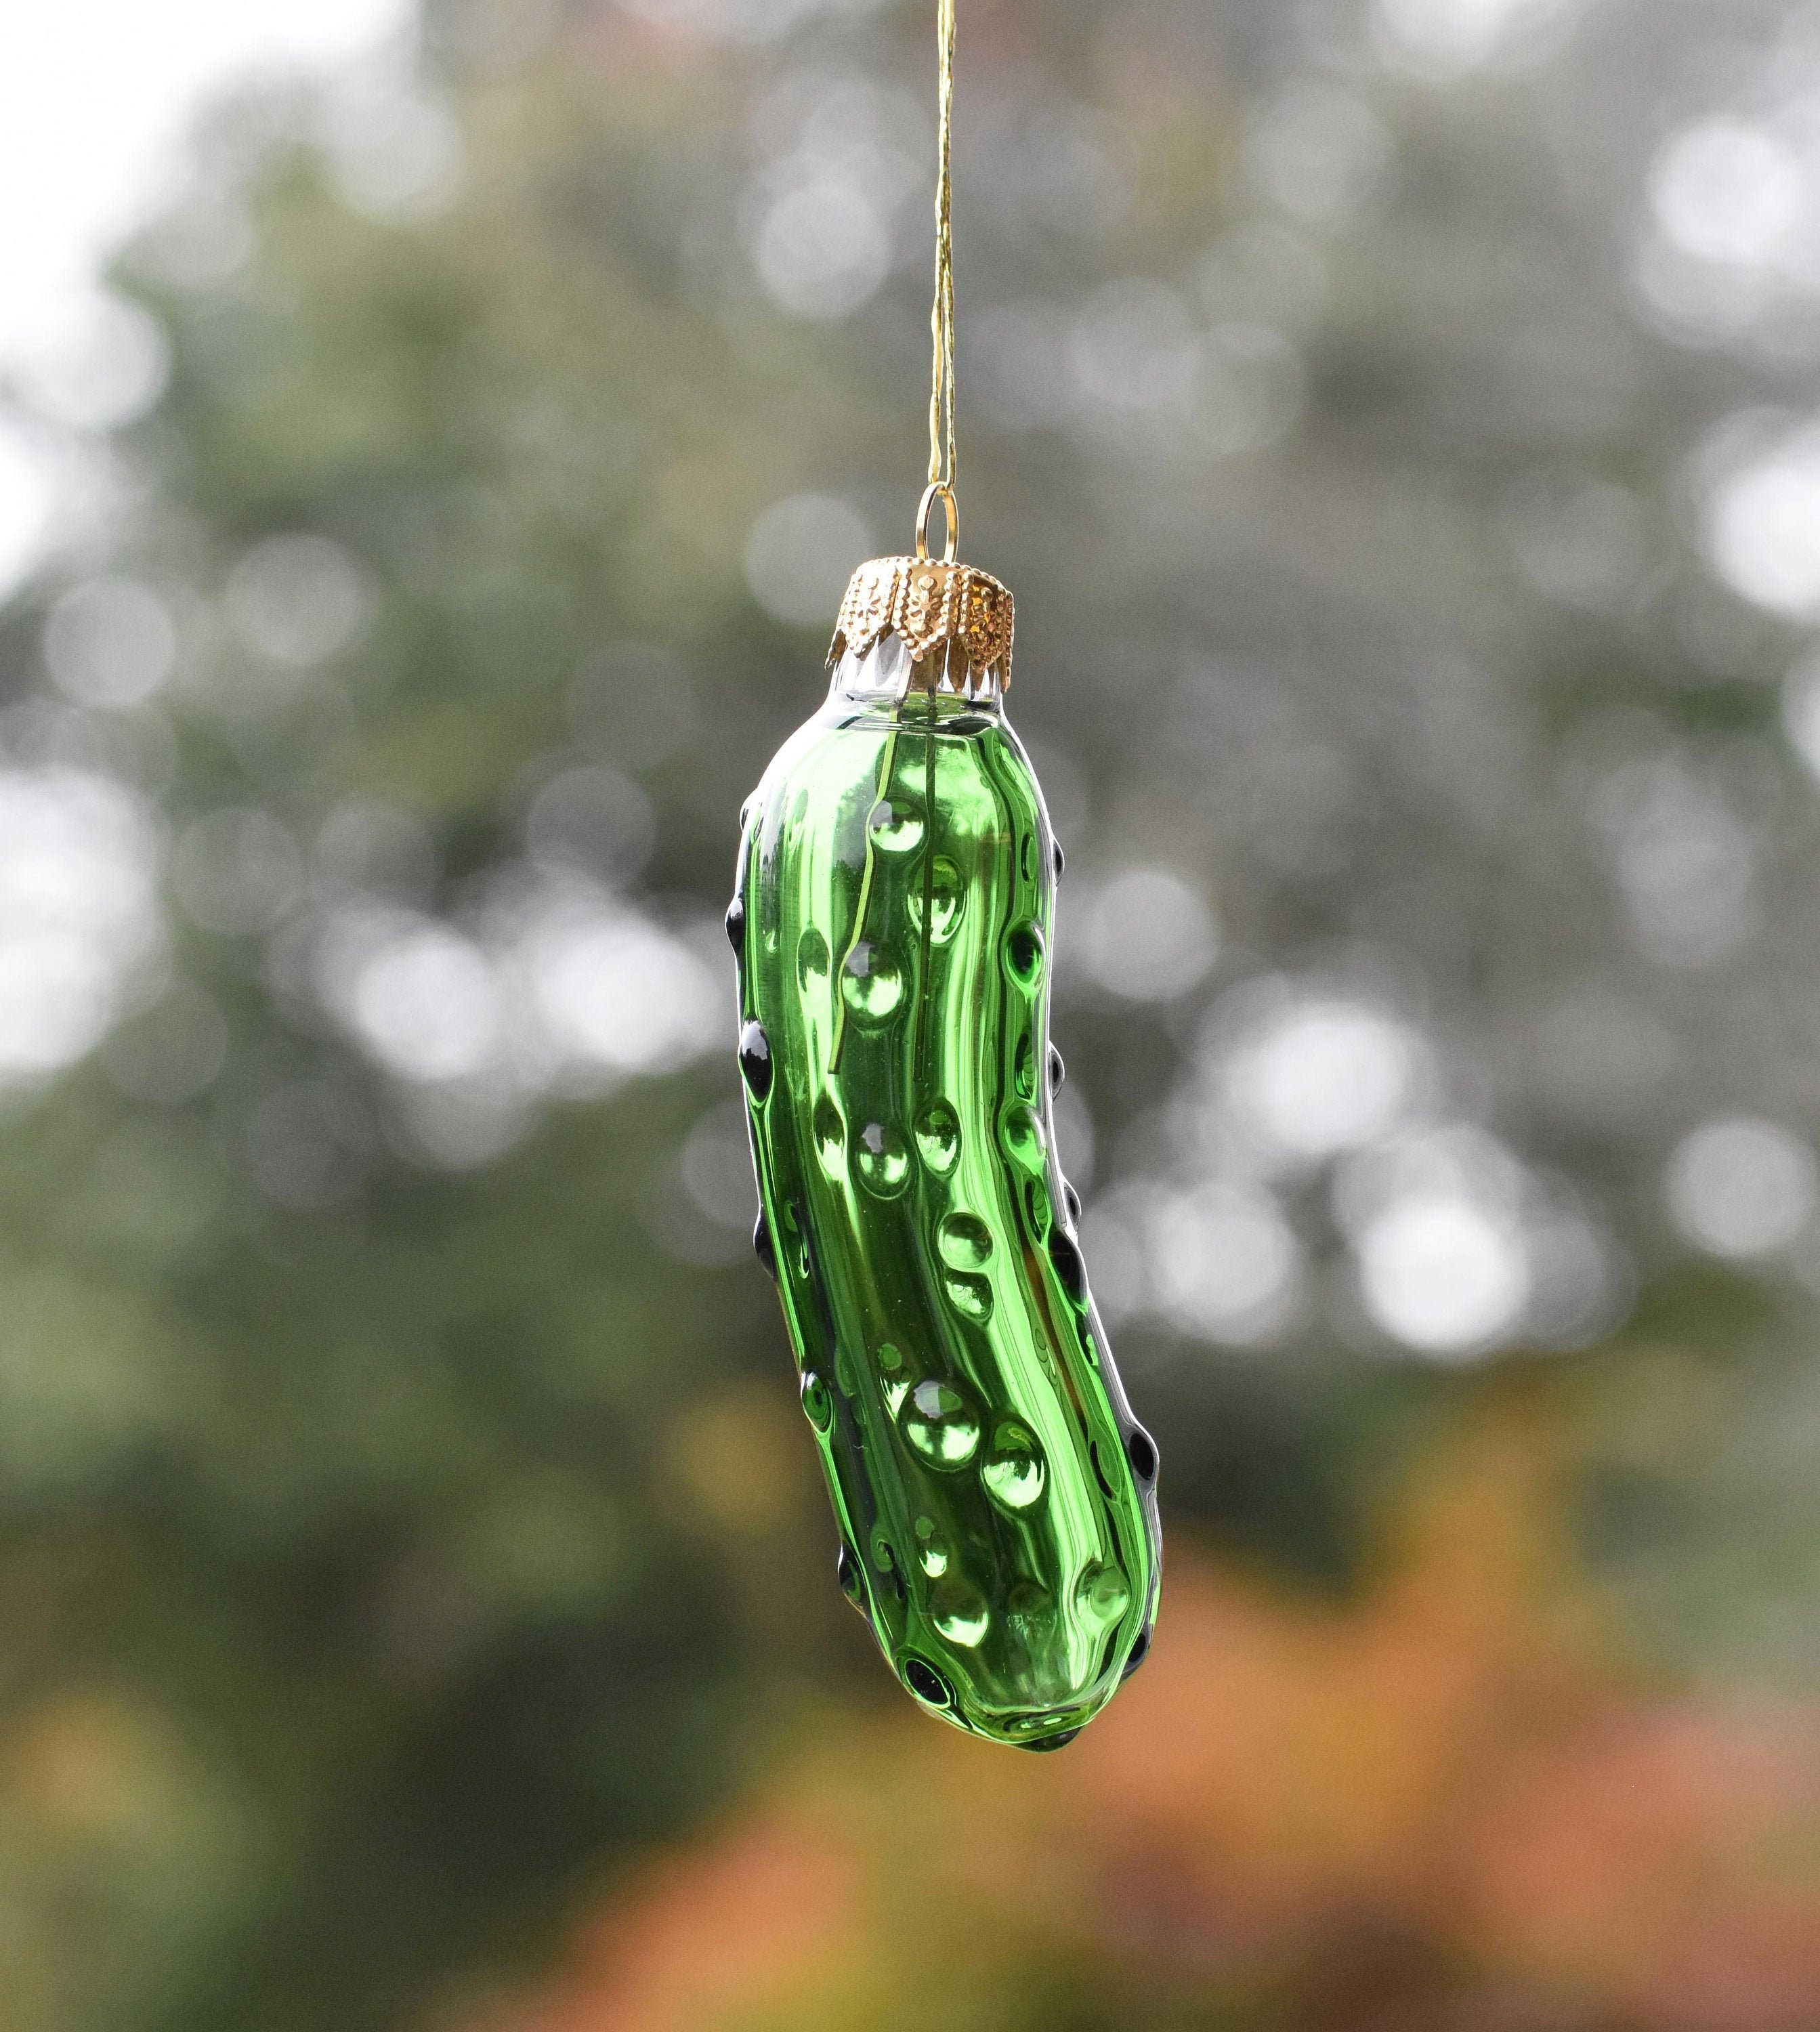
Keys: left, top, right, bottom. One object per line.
{"left": 915, "top": 480, "right": 958, "bottom": 564}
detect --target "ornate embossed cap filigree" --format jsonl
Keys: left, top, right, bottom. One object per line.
{"left": 828, "top": 555, "right": 1015, "bottom": 690}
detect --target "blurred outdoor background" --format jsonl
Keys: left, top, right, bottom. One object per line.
{"left": 9, "top": 0, "right": 1820, "bottom": 2025}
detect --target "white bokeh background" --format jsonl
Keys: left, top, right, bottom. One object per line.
{"left": 0, "top": 0, "right": 416, "bottom": 593}
{"left": 0, "top": 0, "right": 729, "bottom": 1199}
{"left": 6, "top": 0, "right": 1820, "bottom": 1362}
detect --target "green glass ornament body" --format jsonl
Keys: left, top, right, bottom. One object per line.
{"left": 732, "top": 635, "right": 1160, "bottom": 1748}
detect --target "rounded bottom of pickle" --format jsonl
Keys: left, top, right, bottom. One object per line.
{"left": 885, "top": 1622, "right": 1152, "bottom": 1749}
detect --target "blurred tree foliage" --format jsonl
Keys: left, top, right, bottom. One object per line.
{"left": 4, "top": 0, "right": 1820, "bottom": 2025}
{"left": 503, "top": 1419, "right": 1820, "bottom": 2032}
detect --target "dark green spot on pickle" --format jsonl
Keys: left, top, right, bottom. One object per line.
{"left": 1002, "top": 1103, "right": 1046, "bottom": 1174}
{"left": 738, "top": 1019, "right": 772, "bottom": 1101}
{"left": 914, "top": 1515, "right": 950, "bottom": 1577}
{"left": 841, "top": 941, "right": 903, "bottom": 1021}
{"left": 902, "top": 1378, "right": 981, "bottom": 1466}
{"left": 981, "top": 1421, "right": 1046, "bottom": 1512}
{"left": 937, "top": 1211, "right": 994, "bottom": 1269}
{"left": 854, "top": 1120, "right": 910, "bottom": 1197}
{"left": 1126, "top": 1426, "right": 1160, "bottom": 1484}
{"left": 1007, "top": 1580, "right": 1053, "bottom": 1642}
{"left": 837, "top": 1544, "right": 865, "bottom": 1607}
{"left": 931, "top": 1583, "right": 990, "bottom": 1648}
{"left": 1014, "top": 1033, "right": 1036, "bottom": 1099}
{"left": 914, "top": 1099, "right": 960, "bottom": 1174}
{"left": 1076, "top": 1561, "right": 1131, "bottom": 1626}
{"left": 868, "top": 798, "right": 925, "bottom": 853}
{"left": 797, "top": 925, "right": 830, "bottom": 990}
{"left": 941, "top": 1269, "right": 994, "bottom": 1322}
{"left": 813, "top": 1093, "right": 845, "bottom": 1175}
{"left": 1021, "top": 1728, "right": 1081, "bottom": 1753}
{"left": 1049, "top": 1227, "right": 1088, "bottom": 1307}
{"left": 1005, "top": 920, "right": 1044, "bottom": 987}
{"left": 801, "top": 1371, "right": 832, "bottom": 1431}
{"left": 1023, "top": 1177, "right": 1051, "bottom": 1237}
{"left": 876, "top": 1340, "right": 910, "bottom": 1414}
{"left": 906, "top": 854, "right": 963, "bottom": 941}
{"left": 902, "top": 1657, "right": 952, "bottom": 1707}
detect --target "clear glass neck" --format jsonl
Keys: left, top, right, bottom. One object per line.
{"left": 828, "top": 631, "right": 1004, "bottom": 715}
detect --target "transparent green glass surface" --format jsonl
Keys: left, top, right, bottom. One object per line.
{"left": 733, "top": 647, "right": 1161, "bottom": 1749}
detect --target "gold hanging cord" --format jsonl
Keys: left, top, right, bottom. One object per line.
{"left": 831, "top": 0, "right": 1013, "bottom": 693}
{"left": 917, "top": 0, "right": 958, "bottom": 564}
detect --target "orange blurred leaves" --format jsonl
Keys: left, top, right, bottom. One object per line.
{"left": 482, "top": 1411, "right": 1820, "bottom": 2032}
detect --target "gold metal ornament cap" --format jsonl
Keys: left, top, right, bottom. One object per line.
{"left": 828, "top": 551, "right": 1014, "bottom": 689}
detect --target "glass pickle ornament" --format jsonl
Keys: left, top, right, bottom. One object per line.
{"left": 731, "top": 531, "right": 1161, "bottom": 1748}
